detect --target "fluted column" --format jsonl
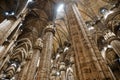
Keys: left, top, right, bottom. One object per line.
{"left": 65, "top": 2, "right": 115, "bottom": 80}
{"left": 37, "top": 23, "right": 55, "bottom": 80}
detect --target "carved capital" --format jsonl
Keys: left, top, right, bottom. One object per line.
{"left": 34, "top": 38, "right": 43, "bottom": 51}
{"left": 104, "top": 30, "right": 119, "bottom": 44}
{"left": 104, "top": 30, "right": 115, "bottom": 40}
{"left": 104, "top": 30, "right": 119, "bottom": 43}
{"left": 44, "top": 24, "right": 55, "bottom": 34}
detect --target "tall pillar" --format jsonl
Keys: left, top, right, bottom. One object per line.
{"left": 26, "top": 38, "right": 43, "bottom": 80}
{"left": 65, "top": 2, "right": 115, "bottom": 80}
{"left": 37, "top": 23, "right": 55, "bottom": 80}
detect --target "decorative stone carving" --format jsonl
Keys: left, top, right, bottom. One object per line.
{"left": 44, "top": 24, "right": 55, "bottom": 34}
{"left": 34, "top": 38, "right": 43, "bottom": 51}
{"left": 104, "top": 30, "right": 117, "bottom": 43}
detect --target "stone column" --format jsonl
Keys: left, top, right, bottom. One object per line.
{"left": 37, "top": 23, "right": 55, "bottom": 80}
{"left": 65, "top": 2, "right": 115, "bottom": 80}
{"left": 0, "top": 8, "right": 28, "bottom": 45}
{"left": 26, "top": 38, "right": 43, "bottom": 80}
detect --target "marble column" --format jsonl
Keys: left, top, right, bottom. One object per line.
{"left": 37, "top": 23, "right": 55, "bottom": 80}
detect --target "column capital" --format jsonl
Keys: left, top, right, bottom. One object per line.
{"left": 44, "top": 24, "right": 55, "bottom": 34}
{"left": 34, "top": 38, "right": 43, "bottom": 51}
{"left": 104, "top": 30, "right": 120, "bottom": 44}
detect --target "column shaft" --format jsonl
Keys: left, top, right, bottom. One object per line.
{"left": 37, "top": 25, "right": 54, "bottom": 80}
{"left": 65, "top": 2, "right": 115, "bottom": 80}
{"left": 26, "top": 49, "right": 40, "bottom": 80}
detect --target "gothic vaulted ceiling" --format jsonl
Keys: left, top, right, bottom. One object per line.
{"left": 0, "top": 0, "right": 119, "bottom": 55}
